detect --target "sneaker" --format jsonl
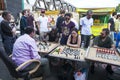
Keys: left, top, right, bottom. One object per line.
{"left": 90, "top": 65, "right": 95, "bottom": 74}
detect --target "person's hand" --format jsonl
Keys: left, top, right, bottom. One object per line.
{"left": 93, "top": 45, "right": 98, "bottom": 48}
{"left": 110, "top": 48, "right": 115, "bottom": 50}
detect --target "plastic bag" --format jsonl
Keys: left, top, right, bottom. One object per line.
{"left": 74, "top": 71, "right": 86, "bottom": 80}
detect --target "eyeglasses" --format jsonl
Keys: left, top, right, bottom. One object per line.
{"left": 71, "top": 32, "right": 76, "bottom": 34}
{"left": 65, "top": 17, "right": 70, "bottom": 20}
{"left": 100, "top": 32, "right": 105, "bottom": 36}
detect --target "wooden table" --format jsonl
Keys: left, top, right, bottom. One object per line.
{"left": 37, "top": 41, "right": 59, "bottom": 54}
{"left": 85, "top": 47, "right": 120, "bottom": 66}
{"left": 49, "top": 45, "right": 86, "bottom": 61}
{"left": 49, "top": 45, "right": 90, "bottom": 80}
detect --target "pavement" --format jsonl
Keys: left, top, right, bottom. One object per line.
{"left": 0, "top": 35, "right": 120, "bottom": 80}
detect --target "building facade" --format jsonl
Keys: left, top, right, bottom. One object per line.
{"left": 0, "top": 0, "right": 22, "bottom": 20}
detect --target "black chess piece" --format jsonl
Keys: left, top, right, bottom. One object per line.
{"left": 74, "top": 55, "right": 76, "bottom": 59}
{"left": 66, "top": 53, "right": 68, "bottom": 57}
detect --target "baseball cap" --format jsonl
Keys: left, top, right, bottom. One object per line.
{"left": 41, "top": 9, "right": 45, "bottom": 13}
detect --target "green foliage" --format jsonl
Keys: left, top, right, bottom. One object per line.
{"left": 116, "top": 4, "right": 120, "bottom": 12}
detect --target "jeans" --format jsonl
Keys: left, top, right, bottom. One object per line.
{"left": 23, "top": 58, "right": 50, "bottom": 80}
{"left": 81, "top": 34, "right": 91, "bottom": 48}
{"left": 109, "top": 31, "right": 114, "bottom": 42}
{"left": 2, "top": 35, "right": 16, "bottom": 55}
{"left": 33, "top": 58, "right": 50, "bottom": 80}
{"left": 39, "top": 32, "right": 49, "bottom": 41}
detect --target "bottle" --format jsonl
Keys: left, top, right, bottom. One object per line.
{"left": 81, "top": 41, "right": 84, "bottom": 49}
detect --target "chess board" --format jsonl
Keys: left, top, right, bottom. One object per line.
{"left": 49, "top": 46, "right": 86, "bottom": 61}
{"left": 85, "top": 47, "right": 120, "bottom": 66}
{"left": 37, "top": 42, "right": 59, "bottom": 53}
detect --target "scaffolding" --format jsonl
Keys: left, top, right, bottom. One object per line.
{"left": 25, "top": 0, "right": 76, "bottom": 12}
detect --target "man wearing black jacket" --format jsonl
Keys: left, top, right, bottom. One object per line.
{"left": 0, "top": 11, "right": 16, "bottom": 55}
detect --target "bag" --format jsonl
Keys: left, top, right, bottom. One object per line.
{"left": 74, "top": 72, "right": 86, "bottom": 80}
{"left": 74, "top": 68, "right": 86, "bottom": 80}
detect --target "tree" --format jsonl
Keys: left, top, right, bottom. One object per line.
{"left": 116, "top": 4, "right": 120, "bottom": 12}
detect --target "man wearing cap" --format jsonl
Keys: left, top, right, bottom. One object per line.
{"left": 37, "top": 9, "right": 49, "bottom": 41}
{"left": 80, "top": 10, "right": 93, "bottom": 48}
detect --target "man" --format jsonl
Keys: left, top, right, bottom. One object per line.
{"left": 80, "top": 10, "right": 93, "bottom": 48}
{"left": 108, "top": 12, "right": 117, "bottom": 41}
{"left": 115, "top": 13, "right": 120, "bottom": 48}
{"left": 91, "top": 28, "right": 115, "bottom": 75}
{"left": 20, "top": 9, "right": 28, "bottom": 35}
{"left": 0, "top": 11, "right": 16, "bottom": 55}
{"left": 12, "top": 27, "right": 50, "bottom": 80}
{"left": 37, "top": 9, "right": 49, "bottom": 41}
{"left": 56, "top": 10, "right": 65, "bottom": 34}
{"left": 27, "top": 9, "right": 35, "bottom": 28}
{"left": 115, "top": 13, "right": 120, "bottom": 33}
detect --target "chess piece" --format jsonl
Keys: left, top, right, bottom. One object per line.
{"left": 66, "top": 53, "right": 68, "bottom": 57}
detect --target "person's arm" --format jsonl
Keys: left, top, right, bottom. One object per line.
{"left": 109, "top": 37, "right": 115, "bottom": 49}
{"left": 56, "top": 17, "right": 60, "bottom": 28}
{"left": 115, "top": 20, "right": 119, "bottom": 32}
{"left": 29, "top": 40, "right": 41, "bottom": 60}
{"left": 111, "top": 44, "right": 115, "bottom": 49}
{"left": 36, "top": 17, "right": 41, "bottom": 33}
{"left": 67, "top": 35, "right": 81, "bottom": 48}
{"left": 91, "top": 18, "right": 94, "bottom": 27}
{"left": 108, "top": 23, "right": 111, "bottom": 31}
{"left": 32, "top": 15, "right": 36, "bottom": 28}
{"left": 79, "top": 18, "right": 83, "bottom": 31}
{"left": 92, "top": 37, "right": 99, "bottom": 47}
{"left": 108, "top": 18, "right": 112, "bottom": 31}
{"left": 20, "top": 17, "right": 27, "bottom": 30}
{"left": 71, "top": 21, "right": 75, "bottom": 29}
{"left": 1, "top": 22, "right": 12, "bottom": 34}
{"left": 47, "top": 17, "right": 50, "bottom": 31}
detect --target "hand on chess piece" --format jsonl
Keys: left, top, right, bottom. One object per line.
{"left": 55, "top": 48, "right": 61, "bottom": 54}
{"left": 110, "top": 48, "right": 115, "bottom": 50}
{"left": 58, "top": 48, "right": 62, "bottom": 52}
{"left": 43, "top": 39, "right": 47, "bottom": 45}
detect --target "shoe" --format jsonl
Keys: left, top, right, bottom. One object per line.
{"left": 90, "top": 64, "right": 95, "bottom": 74}
{"left": 105, "top": 65, "right": 114, "bottom": 75}
{"left": 107, "top": 69, "right": 114, "bottom": 75}
{"left": 90, "top": 68, "right": 95, "bottom": 74}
